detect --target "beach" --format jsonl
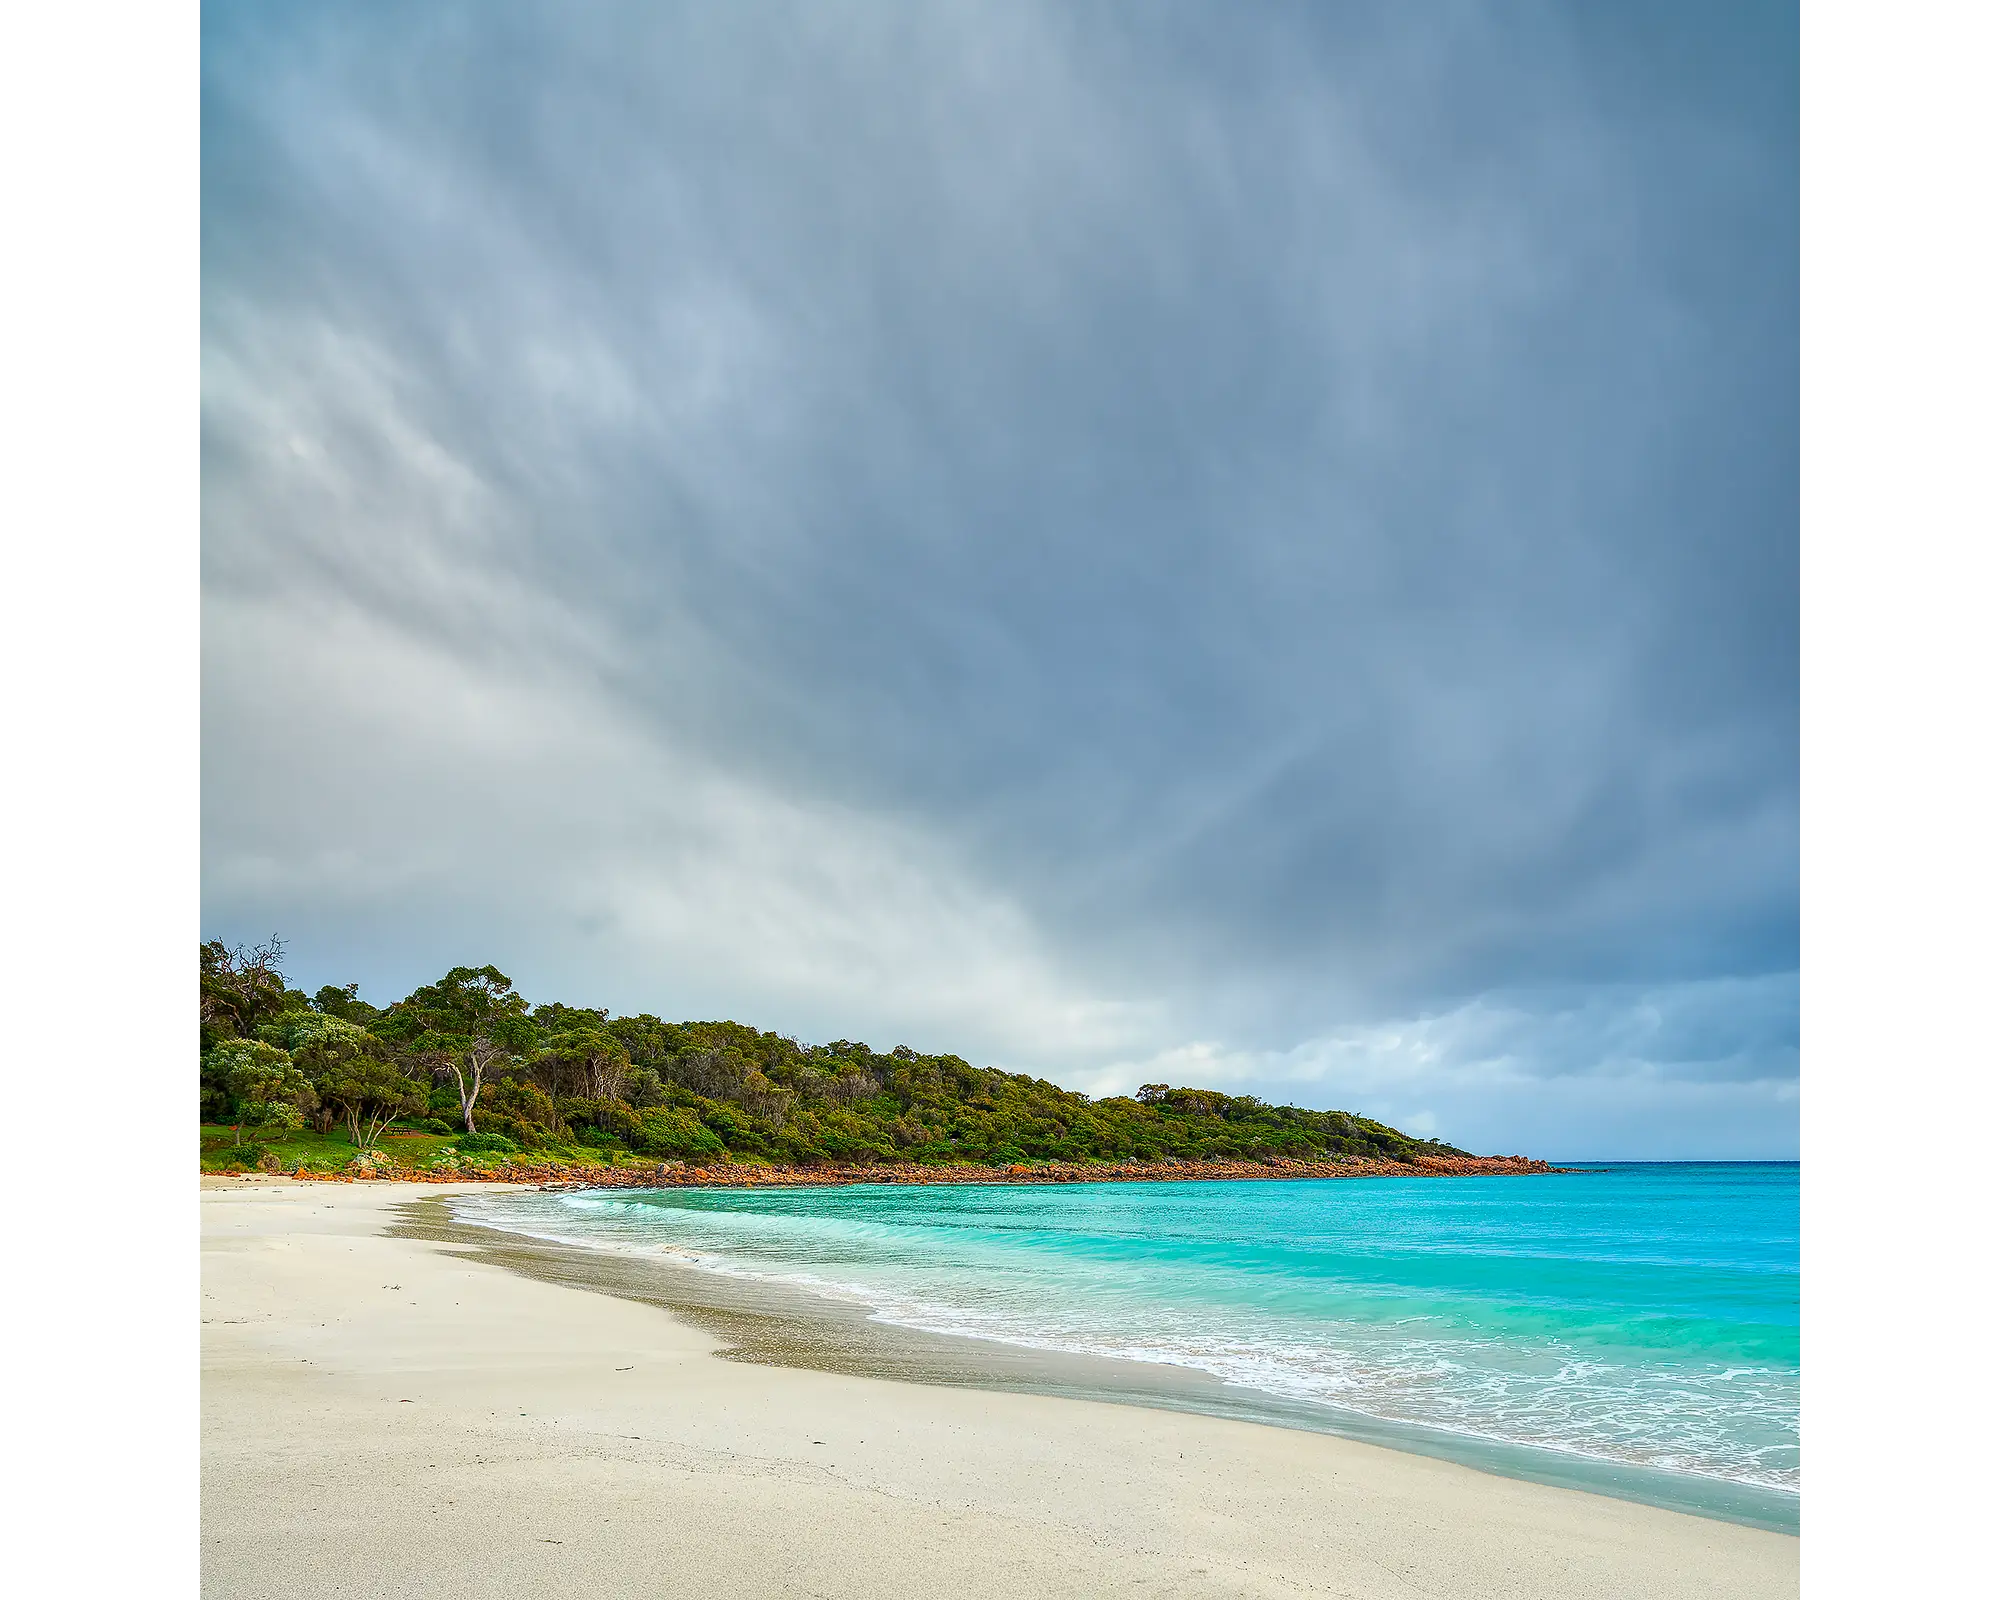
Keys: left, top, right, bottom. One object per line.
{"left": 202, "top": 1179, "right": 1798, "bottom": 1599}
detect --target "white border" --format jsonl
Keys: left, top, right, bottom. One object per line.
{"left": 0, "top": 1, "right": 198, "bottom": 1592}
{"left": 1804, "top": 2, "right": 1997, "bottom": 1591}
{"left": 12, "top": 2, "right": 1997, "bottom": 1589}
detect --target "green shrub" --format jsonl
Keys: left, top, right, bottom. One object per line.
{"left": 472, "top": 1112, "right": 528, "bottom": 1143}
{"left": 457, "top": 1132, "right": 518, "bottom": 1154}
{"left": 559, "top": 1095, "right": 643, "bottom": 1146}
{"left": 630, "top": 1107, "right": 727, "bottom": 1161}
{"left": 483, "top": 1078, "right": 560, "bottom": 1132}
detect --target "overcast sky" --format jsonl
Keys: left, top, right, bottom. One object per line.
{"left": 202, "top": 0, "right": 1797, "bottom": 1159}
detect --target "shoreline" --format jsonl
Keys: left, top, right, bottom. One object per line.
{"left": 204, "top": 1180, "right": 1796, "bottom": 1599}
{"left": 234, "top": 1150, "right": 1568, "bottom": 1186}
{"left": 419, "top": 1190, "right": 1799, "bottom": 1533}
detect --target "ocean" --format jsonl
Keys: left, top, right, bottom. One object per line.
{"left": 454, "top": 1162, "right": 1798, "bottom": 1529}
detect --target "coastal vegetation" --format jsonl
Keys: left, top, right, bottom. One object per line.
{"left": 200, "top": 938, "right": 1469, "bottom": 1175}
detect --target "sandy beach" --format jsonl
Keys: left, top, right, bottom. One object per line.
{"left": 202, "top": 1180, "right": 1797, "bottom": 1599}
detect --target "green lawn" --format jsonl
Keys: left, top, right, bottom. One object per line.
{"left": 199, "top": 1122, "right": 459, "bottom": 1172}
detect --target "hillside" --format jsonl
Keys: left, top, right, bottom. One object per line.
{"left": 200, "top": 941, "right": 1473, "bottom": 1174}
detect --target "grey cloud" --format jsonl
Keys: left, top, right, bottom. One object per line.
{"left": 203, "top": 0, "right": 1796, "bottom": 1153}
{"left": 1092, "top": 974, "right": 1800, "bottom": 1158}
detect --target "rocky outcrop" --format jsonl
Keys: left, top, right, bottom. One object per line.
{"left": 286, "top": 1152, "right": 1561, "bottom": 1186}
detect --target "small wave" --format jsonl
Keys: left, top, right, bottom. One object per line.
{"left": 449, "top": 1182, "right": 1799, "bottom": 1496}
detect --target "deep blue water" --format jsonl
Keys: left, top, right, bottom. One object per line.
{"left": 460, "top": 1163, "right": 1797, "bottom": 1514}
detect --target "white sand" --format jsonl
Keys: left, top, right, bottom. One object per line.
{"left": 201, "top": 1180, "right": 1796, "bottom": 1598}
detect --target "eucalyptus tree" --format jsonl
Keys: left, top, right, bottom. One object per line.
{"left": 199, "top": 936, "right": 290, "bottom": 1045}
{"left": 201, "top": 1038, "right": 316, "bottom": 1147}
{"left": 380, "top": 965, "right": 535, "bottom": 1133}
{"left": 532, "top": 1028, "right": 633, "bottom": 1101}
{"left": 315, "top": 1055, "right": 427, "bottom": 1150}
{"left": 273, "top": 1012, "right": 404, "bottom": 1138}
{"left": 311, "top": 982, "right": 381, "bottom": 1026}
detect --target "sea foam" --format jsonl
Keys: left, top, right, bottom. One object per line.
{"left": 454, "top": 1163, "right": 1799, "bottom": 1498}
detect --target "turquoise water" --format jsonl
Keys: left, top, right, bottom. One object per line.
{"left": 460, "top": 1164, "right": 1797, "bottom": 1513}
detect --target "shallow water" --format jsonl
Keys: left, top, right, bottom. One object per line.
{"left": 454, "top": 1163, "right": 1797, "bottom": 1523}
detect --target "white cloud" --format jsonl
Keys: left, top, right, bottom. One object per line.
{"left": 204, "top": 581, "right": 1162, "bottom": 1066}
{"left": 1076, "top": 975, "right": 1799, "bottom": 1157}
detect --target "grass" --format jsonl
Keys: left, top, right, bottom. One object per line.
{"left": 199, "top": 1123, "right": 452, "bottom": 1172}
{"left": 196, "top": 1123, "right": 677, "bottom": 1174}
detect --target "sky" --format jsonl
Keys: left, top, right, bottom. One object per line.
{"left": 201, "top": 0, "right": 1798, "bottom": 1160}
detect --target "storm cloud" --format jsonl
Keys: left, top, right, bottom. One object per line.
{"left": 202, "top": 0, "right": 1797, "bottom": 1157}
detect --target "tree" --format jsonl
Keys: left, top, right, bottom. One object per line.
{"left": 202, "top": 1038, "right": 316, "bottom": 1147}
{"left": 281, "top": 1014, "right": 400, "bottom": 1137}
{"left": 311, "top": 982, "right": 381, "bottom": 1026}
{"left": 315, "top": 1055, "right": 426, "bottom": 1150}
{"left": 200, "top": 937, "right": 289, "bottom": 1044}
{"left": 483, "top": 1077, "right": 561, "bottom": 1134}
{"left": 265, "top": 1010, "right": 379, "bottom": 1055}
{"left": 382, "top": 966, "right": 534, "bottom": 1133}
{"left": 532, "top": 1028, "right": 632, "bottom": 1101}
{"left": 196, "top": 938, "right": 1474, "bottom": 1170}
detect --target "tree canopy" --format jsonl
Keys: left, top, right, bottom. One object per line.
{"left": 201, "top": 1037, "right": 315, "bottom": 1145}
{"left": 197, "top": 941, "right": 1467, "bottom": 1166}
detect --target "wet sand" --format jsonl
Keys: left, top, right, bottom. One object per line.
{"left": 401, "top": 1190, "right": 1795, "bottom": 1531}
{"left": 202, "top": 1179, "right": 1798, "bottom": 1598}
